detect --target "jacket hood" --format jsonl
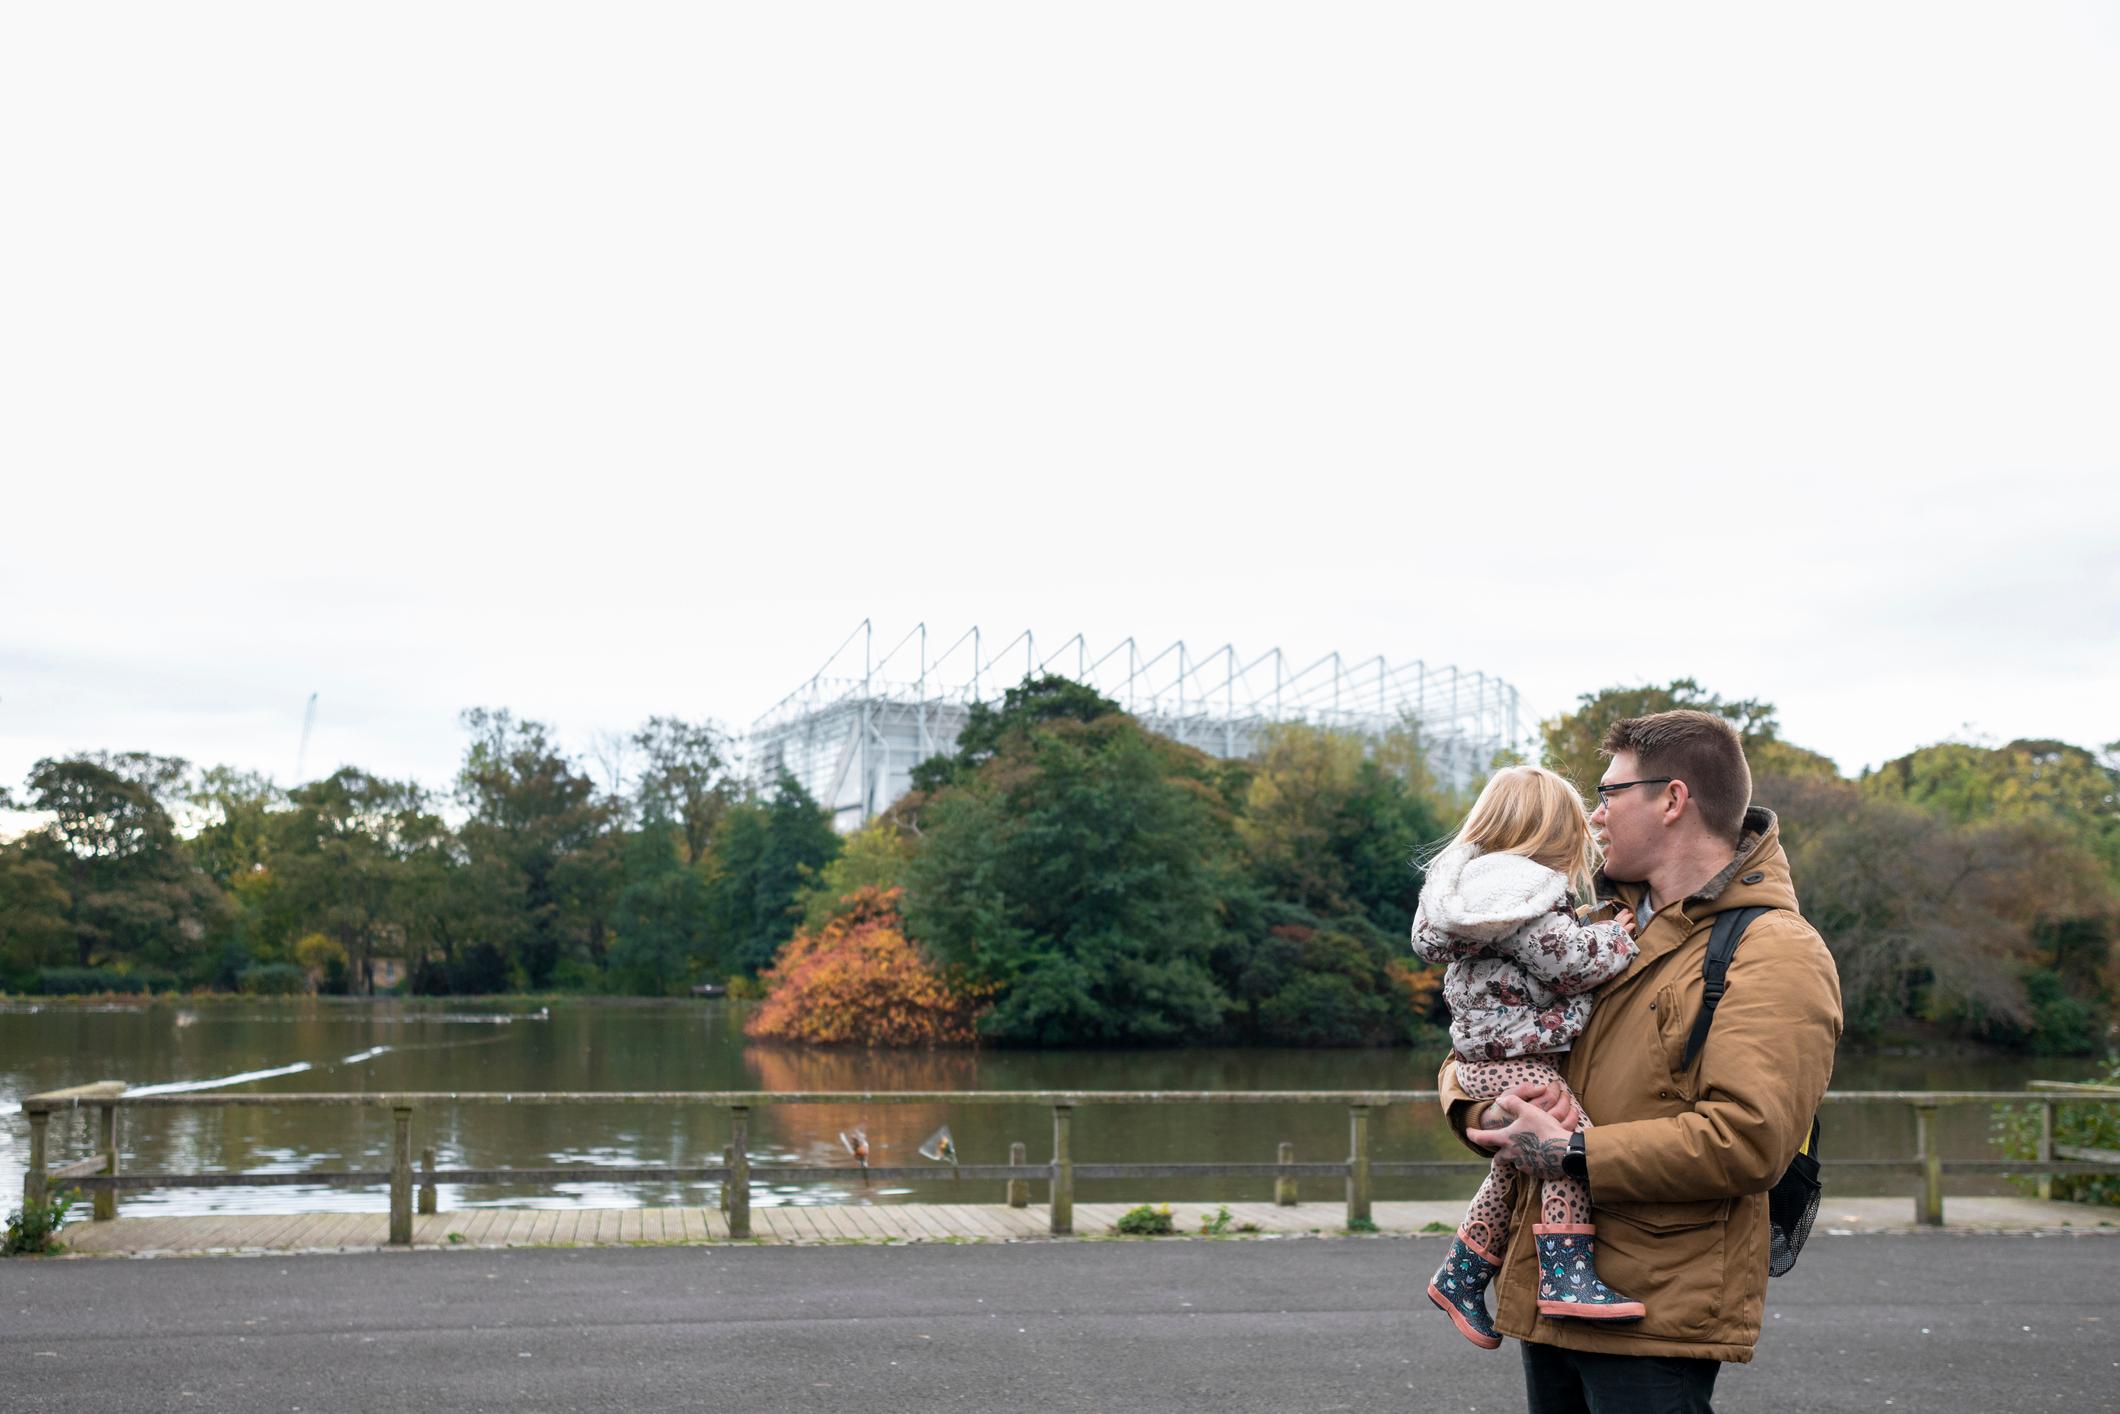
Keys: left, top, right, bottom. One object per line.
{"left": 1418, "top": 841, "right": 1571, "bottom": 942}
{"left": 1596, "top": 806, "right": 1798, "bottom": 917}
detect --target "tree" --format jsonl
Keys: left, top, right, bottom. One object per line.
{"left": 907, "top": 675, "right": 1121, "bottom": 795}
{"left": 794, "top": 820, "right": 916, "bottom": 932}
{"left": 701, "top": 773, "right": 841, "bottom": 977}
{"left": 273, "top": 768, "right": 434, "bottom": 994}
{"left": 455, "top": 709, "right": 620, "bottom": 989}
{"left": 1237, "top": 722, "right": 1444, "bottom": 937}
{"left": 392, "top": 805, "right": 508, "bottom": 996}
{"left": 1855, "top": 738, "right": 2120, "bottom": 1047}
{"left": 183, "top": 767, "right": 285, "bottom": 887}
{"left": 21, "top": 754, "right": 225, "bottom": 976}
{"left": 746, "top": 887, "right": 993, "bottom": 1046}
{"left": 1864, "top": 739, "right": 2120, "bottom": 873}
{"left": 1768, "top": 771, "right": 2117, "bottom": 1048}
{"left": 902, "top": 715, "right": 1235, "bottom": 1045}
{"left": 1541, "top": 680, "right": 1839, "bottom": 797}
{"left": 605, "top": 821, "right": 714, "bottom": 995}
{"left": 1224, "top": 902, "right": 1441, "bottom": 1047}
{"left": 631, "top": 716, "right": 736, "bottom": 866}
{"left": 0, "top": 847, "right": 72, "bottom": 985}
{"left": 293, "top": 931, "right": 349, "bottom": 993}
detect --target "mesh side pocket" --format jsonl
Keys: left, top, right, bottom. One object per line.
{"left": 1767, "top": 1142, "right": 1822, "bottom": 1278}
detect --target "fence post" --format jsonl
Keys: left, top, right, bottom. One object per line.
{"left": 2037, "top": 1101, "right": 2055, "bottom": 1202}
{"left": 1007, "top": 1142, "right": 1028, "bottom": 1209}
{"left": 419, "top": 1147, "right": 438, "bottom": 1215}
{"left": 1347, "top": 1105, "right": 1372, "bottom": 1226}
{"left": 1914, "top": 1104, "right": 1942, "bottom": 1226}
{"left": 1050, "top": 1104, "right": 1074, "bottom": 1236}
{"left": 389, "top": 1107, "right": 414, "bottom": 1245}
{"left": 94, "top": 1103, "right": 120, "bottom": 1221}
{"left": 728, "top": 1106, "right": 751, "bottom": 1239}
{"left": 1275, "top": 1142, "right": 1298, "bottom": 1206}
{"left": 719, "top": 1145, "right": 733, "bottom": 1219}
{"left": 24, "top": 1108, "right": 49, "bottom": 1211}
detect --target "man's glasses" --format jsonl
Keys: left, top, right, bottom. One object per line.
{"left": 1595, "top": 777, "right": 1674, "bottom": 806}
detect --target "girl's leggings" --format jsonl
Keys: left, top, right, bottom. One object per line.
{"left": 1455, "top": 1055, "right": 1593, "bottom": 1257}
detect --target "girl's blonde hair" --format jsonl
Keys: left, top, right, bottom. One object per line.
{"left": 1446, "top": 765, "right": 1601, "bottom": 902}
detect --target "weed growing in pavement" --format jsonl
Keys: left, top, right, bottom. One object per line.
{"left": 1115, "top": 1203, "right": 1175, "bottom": 1235}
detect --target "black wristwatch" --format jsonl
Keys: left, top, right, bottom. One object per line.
{"left": 1562, "top": 1132, "right": 1589, "bottom": 1188}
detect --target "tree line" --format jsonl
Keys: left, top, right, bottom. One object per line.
{"left": 1, "top": 680, "right": 2113, "bottom": 1054}
{"left": 0, "top": 710, "right": 835, "bottom": 1001}
{"left": 1542, "top": 681, "right": 2118, "bottom": 1055}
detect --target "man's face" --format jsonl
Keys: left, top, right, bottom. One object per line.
{"left": 1593, "top": 749, "right": 1662, "bottom": 883}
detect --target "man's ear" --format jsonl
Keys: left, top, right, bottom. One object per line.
{"left": 1660, "top": 780, "right": 1690, "bottom": 827}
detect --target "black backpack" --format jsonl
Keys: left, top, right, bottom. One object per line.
{"left": 1681, "top": 905, "right": 1823, "bottom": 1278}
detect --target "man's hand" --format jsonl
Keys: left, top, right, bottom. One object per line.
{"left": 1475, "top": 1080, "right": 1580, "bottom": 1133}
{"left": 1468, "top": 1092, "right": 1575, "bottom": 1179}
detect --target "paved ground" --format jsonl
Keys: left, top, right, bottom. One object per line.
{"left": 5, "top": 1233, "right": 2115, "bottom": 1413}
{"left": 51, "top": 1194, "right": 2116, "bottom": 1256}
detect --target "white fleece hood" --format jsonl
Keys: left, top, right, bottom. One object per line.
{"left": 1418, "top": 842, "right": 1570, "bottom": 943}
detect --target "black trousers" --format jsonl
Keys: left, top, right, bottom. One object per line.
{"left": 1521, "top": 1341, "right": 1721, "bottom": 1414}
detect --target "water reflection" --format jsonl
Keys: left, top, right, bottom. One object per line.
{"left": 0, "top": 997, "right": 2094, "bottom": 1218}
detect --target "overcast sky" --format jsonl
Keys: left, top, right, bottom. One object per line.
{"left": 3, "top": 3, "right": 2115, "bottom": 820}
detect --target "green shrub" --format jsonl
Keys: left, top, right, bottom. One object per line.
{"left": 237, "top": 963, "right": 310, "bottom": 996}
{"left": 31, "top": 967, "right": 179, "bottom": 996}
{"left": 4, "top": 1189, "right": 78, "bottom": 1256}
{"left": 1114, "top": 1203, "right": 1174, "bottom": 1236}
{"left": 2022, "top": 972, "right": 2109, "bottom": 1057}
{"left": 1993, "top": 1059, "right": 2120, "bottom": 1208}
{"left": 1198, "top": 1204, "right": 1234, "bottom": 1236}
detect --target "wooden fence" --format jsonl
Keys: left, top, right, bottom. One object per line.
{"left": 18, "top": 1084, "right": 2120, "bottom": 1244}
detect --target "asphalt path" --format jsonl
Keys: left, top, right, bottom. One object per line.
{"left": 5, "top": 1234, "right": 2114, "bottom": 1413}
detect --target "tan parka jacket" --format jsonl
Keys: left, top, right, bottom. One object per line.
{"left": 1437, "top": 806, "right": 1842, "bottom": 1363}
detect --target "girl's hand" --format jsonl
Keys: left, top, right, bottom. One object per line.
{"left": 1615, "top": 908, "right": 1637, "bottom": 936}
{"left": 1477, "top": 1081, "right": 1580, "bottom": 1132}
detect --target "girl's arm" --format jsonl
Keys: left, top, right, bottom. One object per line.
{"left": 1409, "top": 901, "right": 1483, "bottom": 965}
{"left": 1497, "top": 910, "right": 1637, "bottom": 994}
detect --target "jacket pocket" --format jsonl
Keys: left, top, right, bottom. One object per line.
{"left": 1600, "top": 1196, "right": 1733, "bottom": 1233}
{"left": 1652, "top": 981, "right": 1692, "bottom": 1089}
{"left": 1585, "top": 1198, "right": 1731, "bottom": 1340}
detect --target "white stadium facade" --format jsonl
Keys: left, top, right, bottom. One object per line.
{"left": 744, "top": 622, "right": 1529, "bottom": 831}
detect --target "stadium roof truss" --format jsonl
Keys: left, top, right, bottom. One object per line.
{"left": 745, "top": 622, "right": 1527, "bottom": 830}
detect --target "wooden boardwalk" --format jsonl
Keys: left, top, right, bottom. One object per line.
{"left": 51, "top": 1195, "right": 2116, "bottom": 1257}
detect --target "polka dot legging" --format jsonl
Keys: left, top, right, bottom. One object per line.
{"left": 1455, "top": 1056, "right": 1594, "bottom": 1257}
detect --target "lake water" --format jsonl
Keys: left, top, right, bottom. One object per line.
{"left": 1, "top": 997, "right": 2096, "bottom": 1218}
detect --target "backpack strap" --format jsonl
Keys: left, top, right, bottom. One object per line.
{"left": 1680, "top": 905, "right": 1771, "bottom": 1071}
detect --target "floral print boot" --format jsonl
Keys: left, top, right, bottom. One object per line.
{"left": 1426, "top": 1231, "right": 1505, "bottom": 1348}
{"left": 1533, "top": 1224, "right": 1645, "bottom": 1320}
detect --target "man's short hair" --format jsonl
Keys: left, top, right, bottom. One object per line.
{"left": 1600, "top": 709, "right": 1752, "bottom": 842}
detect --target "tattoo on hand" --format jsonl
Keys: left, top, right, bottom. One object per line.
{"left": 1503, "top": 1133, "right": 1569, "bottom": 1178}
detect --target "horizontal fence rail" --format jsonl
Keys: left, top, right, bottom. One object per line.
{"left": 17, "top": 1085, "right": 2120, "bottom": 1242}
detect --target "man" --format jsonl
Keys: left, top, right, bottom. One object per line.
{"left": 1443, "top": 709, "right": 1842, "bottom": 1413}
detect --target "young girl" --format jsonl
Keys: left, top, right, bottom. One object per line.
{"left": 1410, "top": 765, "right": 1643, "bottom": 1349}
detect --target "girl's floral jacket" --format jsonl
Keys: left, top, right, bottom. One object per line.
{"left": 1410, "top": 842, "right": 1637, "bottom": 1060}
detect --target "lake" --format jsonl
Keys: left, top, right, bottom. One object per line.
{"left": 1, "top": 997, "right": 2096, "bottom": 1218}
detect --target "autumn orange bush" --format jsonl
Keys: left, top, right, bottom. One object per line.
{"left": 744, "top": 887, "right": 994, "bottom": 1047}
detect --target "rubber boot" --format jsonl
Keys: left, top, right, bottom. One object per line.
{"left": 1533, "top": 1224, "right": 1645, "bottom": 1321}
{"left": 1426, "top": 1231, "right": 1504, "bottom": 1348}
